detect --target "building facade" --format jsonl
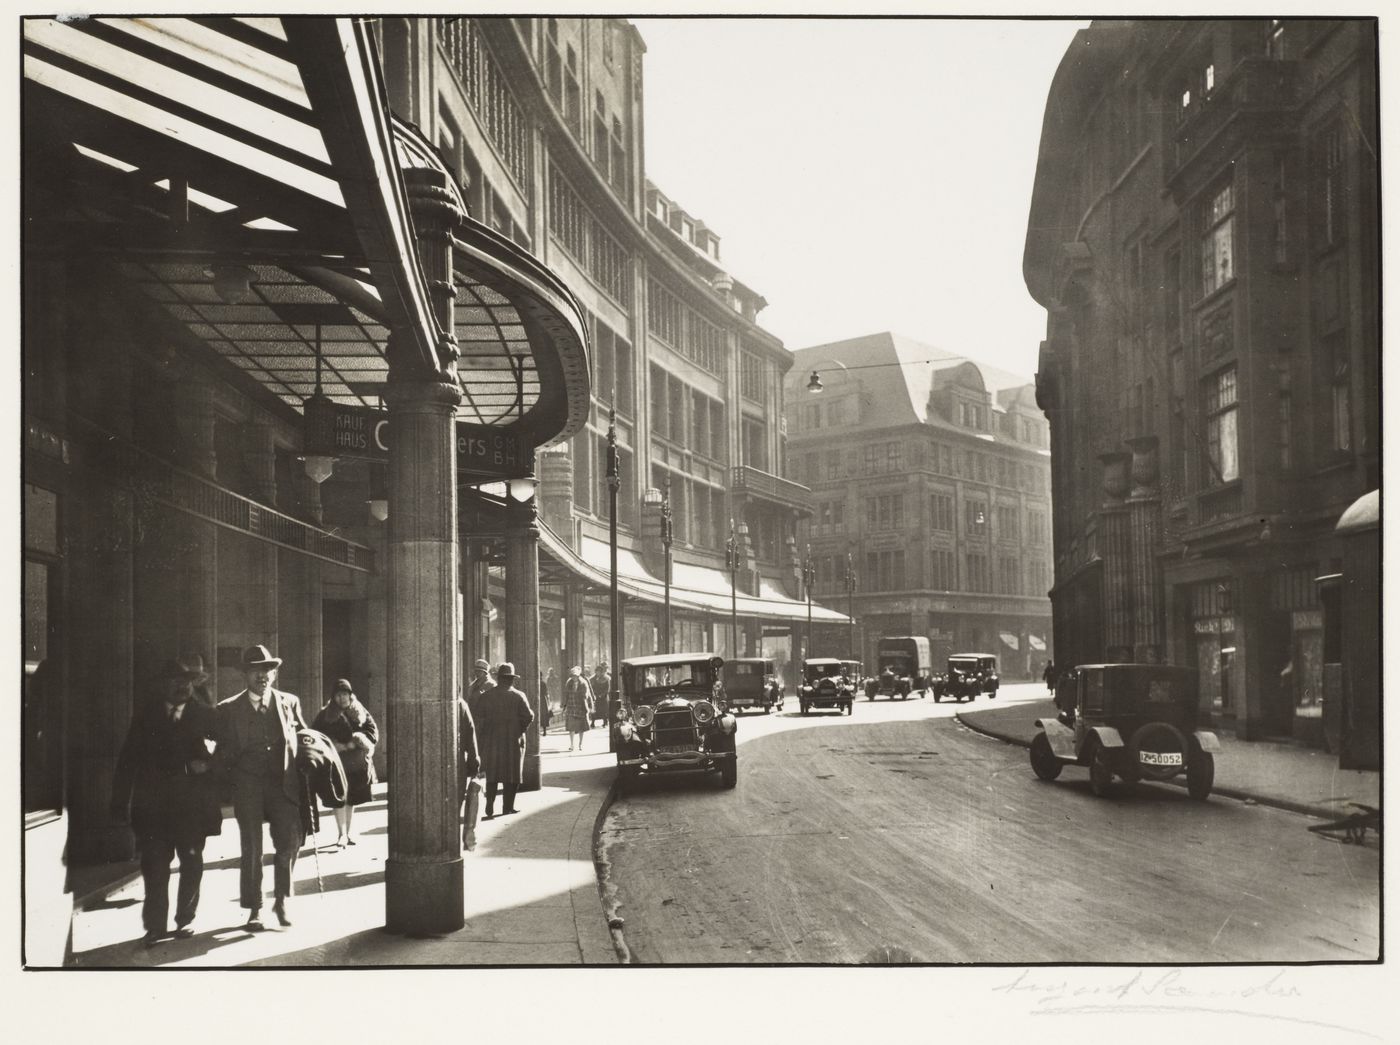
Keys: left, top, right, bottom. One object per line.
{"left": 381, "top": 17, "right": 838, "bottom": 686}
{"left": 784, "top": 334, "right": 1054, "bottom": 678}
{"left": 1023, "top": 20, "right": 1378, "bottom": 744}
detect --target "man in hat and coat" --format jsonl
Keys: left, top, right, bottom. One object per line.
{"left": 110, "top": 655, "right": 222, "bottom": 946}
{"left": 213, "top": 644, "right": 307, "bottom": 931}
{"left": 473, "top": 662, "right": 534, "bottom": 818}
{"left": 466, "top": 658, "right": 494, "bottom": 719}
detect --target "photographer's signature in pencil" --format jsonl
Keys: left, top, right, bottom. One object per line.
{"left": 991, "top": 968, "right": 1301, "bottom": 1008}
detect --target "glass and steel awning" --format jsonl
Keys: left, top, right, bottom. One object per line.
{"left": 23, "top": 14, "right": 589, "bottom": 443}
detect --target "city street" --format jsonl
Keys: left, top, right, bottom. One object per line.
{"left": 600, "top": 683, "right": 1380, "bottom": 964}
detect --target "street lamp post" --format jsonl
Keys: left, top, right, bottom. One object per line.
{"left": 642, "top": 477, "right": 674, "bottom": 653}
{"left": 606, "top": 407, "right": 621, "bottom": 752}
{"left": 802, "top": 545, "right": 816, "bottom": 664}
{"left": 660, "top": 476, "right": 673, "bottom": 653}
{"left": 725, "top": 520, "right": 744, "bottom": 658}
{"left": 844, "top": 551, "right": 857, "bottom": 659}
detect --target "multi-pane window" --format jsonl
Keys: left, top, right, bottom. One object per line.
{"left": 549, "top": 163, "right": 632, "bottom": 305}
{"left": 864, "top": 550, "right": 907, "bottom": 593}
{"left": 825, "top": 450, "right": 843, "bottom": 481}
{"left": 441, "top": 19, "right": 529, "bottom": 187}
{"left": 1028, "top": 510, "right": 1047, "bottom": 546}
{"left": 966, "top": 499, "right": 987, "bottom": 536}
{"left": 739, "top": 349, "right": 766, "bottom": 404}
{"left": 741, "top": 418, "right": 767, "bottom": 471}
{"left": 1204, "top": 365, "right": 1239, "bottom": 484}
{"left": 814, "top": 499, "right": 846, "bottom": 536}
{"left": 965, "top": 553, "right": 989, "bottom": 593}
{"left": 647, "top": 278, "right": 682, "bottom": 348}
{"left": 1029, "top": 560, "right": 1049, "bottom": 596}
{"left": 928, "top": 549, "right": 956, "bottom": 590}
{"left": 1329, "top": 336, "right": 1352, "bottom": 454}
{"left": 648, "top": 278, "right": 723, "bottom": 375}
{"left": 998, "top": 556, "right": 1021, "bottom": 595}
{"left": 995, "top": 506, "right": 1020, "bottom": 541}
{"left": 959, "top": 401, "right": 986, "bottom": 430}
{"left": 1201, "top": 180, "right": 1235, "bottom": 295}
{"left": 929, "top": 493, "right": 954, "bottom": 532}
{"left": 865, "top": 494, "right": 905, "bottom": 532}
{"left": 691, "top": 390, "right": 710, "bottom": 456}
{"left": 1318, "top": 124, "right": 1346, "bottom": 249}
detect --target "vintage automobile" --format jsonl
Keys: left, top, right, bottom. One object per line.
{"left": 939, "top": 653, "right": 998, "bottom": 702}
{"left": 614, "top": 653, "right": 738, "bottom": 791}
{"left": 1029, "top": 663, "right": 1220, "bottom": 800}
{"left": 721, "top": 657, "right": 783, "bottom": 714}
{"left": 865, "top": 636, "right": 932, "bottom": 700}
{"left": 839, "top": 660, "right": 865, "bottom": 694}
{"left": 799, "top": 658, "right": 856, "bottom": 715}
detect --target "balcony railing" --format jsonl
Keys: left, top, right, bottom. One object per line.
{"left": 1174, "top": 58, "right": 1301, "bottom": 174}
{"left": 731, "top": 464, "right": 812, "bottom": 515}
{"left": 1198, "top": 483, "right": 1244, "bottom": 526}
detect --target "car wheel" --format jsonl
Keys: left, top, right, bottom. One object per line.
{"left": 1030, "top": 733, "right": 1062, "bottom": 781}
{"left": 1187, "top": 751, "right": 1214, "bottom": 801}
{"left": 720, "top": 756, "right": 738, "bottom": 790}
{"left": 1088, "top": 744, "right": 1115, "bottom": 797}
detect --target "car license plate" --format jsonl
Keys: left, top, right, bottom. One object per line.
{"left": 1139, "top": 751, "right": 1182, "bottom": 766}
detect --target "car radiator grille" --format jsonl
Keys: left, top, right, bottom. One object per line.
{"left": 652, "top": 709, "right": 698, "bottom": 750}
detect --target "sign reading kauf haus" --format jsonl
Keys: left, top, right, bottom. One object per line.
{"left": 305, "top": 396, "right": 527, "bottom": 480}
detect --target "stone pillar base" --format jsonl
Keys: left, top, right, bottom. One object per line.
{"left": 521, "top": 752, "right": 541, "bottom": 792}
{"left": 385, "top": 856, "right": 464, "bottom": 936}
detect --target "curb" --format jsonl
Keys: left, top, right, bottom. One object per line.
{"left": 954, "top": 712, "right": 1341, "bottom": 822}
{"left": 592, "top": 773, "right": 633, "bottom": 964}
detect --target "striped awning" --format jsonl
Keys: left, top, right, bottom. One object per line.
{"left": 23, "top": 15, "right": 589, "bottom": 444}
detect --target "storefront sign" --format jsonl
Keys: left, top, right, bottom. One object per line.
{"left": 305, "top": 397, "right": 525, "bottom": 479}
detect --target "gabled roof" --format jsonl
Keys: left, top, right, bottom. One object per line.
{"left": 790, "top": 332, "right": 1032, "bottom": 427}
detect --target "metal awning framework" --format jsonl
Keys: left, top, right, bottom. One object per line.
{"left": 23, "top": 14, "right": 589, "bottom": 443}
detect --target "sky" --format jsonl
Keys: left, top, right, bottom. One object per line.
{"left": 633, "top": 17, "right": 1088, "bottom": 379}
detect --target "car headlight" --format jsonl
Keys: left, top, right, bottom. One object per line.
{"left": 692, "top": 700, "right": 716, "bottom": 724}
{"left": 633, "top": 705, "right": 655, "bottom": 728}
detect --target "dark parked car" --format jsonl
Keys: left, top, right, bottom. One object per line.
{"left": 614, "top": 653, "right": 738, "bottom": 791}
{"left": 1030, "top": 663, "right": 1221, "bottom": 800}
{"left": 721, "top": 657, "right": 783, "bottom": 714}
{"left": 939, "top": 653, "right": 998, "bottom": 702}
{"left": 799, "top": 658, "right": 856, "bottom": 715}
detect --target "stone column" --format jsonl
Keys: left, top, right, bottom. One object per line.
{"left": 563, "top": 583, "right": 585, "bottom": 678}
{"left": 383, "top": 375, "right": 464, "bottom": 935}
{"left": 1098, "top": 451, "right": 1134, "bottom": 662}
{"left": 1126, "top": 436, "right": 1164, "bottom": 663}
{"left": 276, "top": 547, "right": 323, "bottom": 708}
{"left": 506, "top": 493, "right": 542, "bottom": 791}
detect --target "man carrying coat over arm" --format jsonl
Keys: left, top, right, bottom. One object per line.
{"left": 474, "top": 662, "right": 535, "bottom": 819}
{"left": 110, "top": 655, "right": 222, "bottom": 947}
{"left": 214, "top": 644, "right": 308, "bottom": 931}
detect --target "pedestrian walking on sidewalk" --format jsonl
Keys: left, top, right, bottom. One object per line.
{"left": 1042, "top": 660, "right": 1058, "bottom": 694}
{"left": 110, "top": 656, "right": 222, "bottom": 947}
{"left": 589, "top": 662, "right": 612, "bottom": 728}
{"left": 458, "top": 694, "right": 482, "bottom": 850}
{"left": 466, "top": 659, "right": 493, "bottom": 719}
{"left": 540, "top": 669, "right": 554, "bottom": 737}
{"left": 214, "top": 644, "right": 308, "bottom": 932}
{"left": 562, "top": 666, "right": 594, "bottom": 752}
{"left": 312, "top": 679, "right": 379, "bottom": 849}
{"left": 474, "top": 662, "right": 534, "bottom": 818}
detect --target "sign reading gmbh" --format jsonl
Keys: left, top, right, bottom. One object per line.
{"left": 305, "top": 397, "right": 524, "bottom": 479}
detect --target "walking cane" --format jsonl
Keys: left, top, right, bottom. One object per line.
{"left": 304, "top": 774, "right": 325, "bottom": 897}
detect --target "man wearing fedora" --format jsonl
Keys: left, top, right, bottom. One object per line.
{"left": 465, "top": 658, "right": 494, "bottom": 718}
{"left": 110, "top": 654, "right": 222, "bottom": 947}
{"left": 214, "top": 644, "right": 308, "bottom": 931}
{"left": 473, "top": 662, "right": 534, "bottom": 819}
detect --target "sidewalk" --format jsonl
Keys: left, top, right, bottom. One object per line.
{"left": 66, "top": 728, "right": 621, "bottom": 967}
{"left": 957, "top": 698, "right": 1382, "bottom": 818}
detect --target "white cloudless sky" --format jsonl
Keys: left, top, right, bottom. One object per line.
{"left": 634, "top": 17, "right": 1088, "bottom": 378}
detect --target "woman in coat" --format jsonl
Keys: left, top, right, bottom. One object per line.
{"left": 474, "top": 662, "right": 534, "bottom": 818}
{"left": 561, "top": 666, "right": 594, "bottom": 752}
{"left": 312, "top": 678, "right": 379, "bottom": 848}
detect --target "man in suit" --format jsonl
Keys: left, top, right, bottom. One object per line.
{"left": 465, "top": 658, "right": 494, "bottom": 718}
{"left": 214, "top": 644, "right": 307, "bottom": 931}
{"left": 474, "top": 662, "right": 534, "bottom": 819}
{"left": 110, "top": 655, "right": 222, "bottom": 947}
